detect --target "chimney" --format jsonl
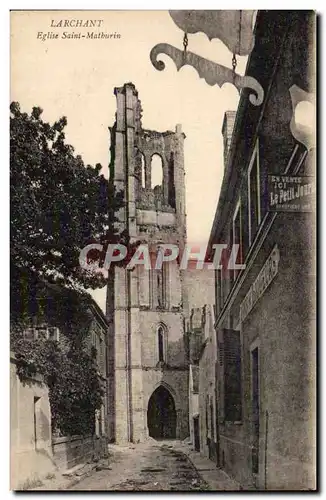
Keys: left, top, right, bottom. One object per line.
{"left": 221, "top": 111, "right": 236, "bottom": 169}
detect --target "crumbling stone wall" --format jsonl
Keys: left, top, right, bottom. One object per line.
{"left": 107, "top": 83, "right": 189, "bottom": 443}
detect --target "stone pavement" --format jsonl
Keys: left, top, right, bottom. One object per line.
{"left": 69, "top": 440, "right": 209, "bottom": 491}
{"left": 30, "top": 439, "right": 240, "bottom": 491}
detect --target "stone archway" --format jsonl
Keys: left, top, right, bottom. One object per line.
{"left": 147, "top": 385, "right": 176, "bottom": 439}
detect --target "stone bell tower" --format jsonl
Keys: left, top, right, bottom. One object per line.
{"left": 106, "top": 82, "right": 189, "bottom": 443}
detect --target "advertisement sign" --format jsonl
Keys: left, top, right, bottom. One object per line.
{"left": 268, "top": 175, "right": 315, "bottom": 212}
{"left": 240, "top": 245, "right": 280, "bottom": 323}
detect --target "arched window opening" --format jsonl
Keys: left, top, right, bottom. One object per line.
{"left": 141, "top": 153, "right": 146, "bottom": 188}
{"left": 158, "top": 326, "right": 165, "bottom": 362}
{"left": 156, "top": 269, "right": 163, "bottom": 308}
{"left": 151, "top": 154, "right": 163, "bottom": 189}
{"left": 157, "top": 272, "right": 162, "bottom": 307}
{"left": 168, "top": 152, "right": 176, "bottom": 208}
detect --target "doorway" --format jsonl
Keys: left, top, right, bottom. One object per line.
{"left": 193, "top": 416, "right": 200, "bottom": 451}
{"left": 147, "top": 386, "right": 176, "bottom": 439}
{"left": 33, "top": 396, "right": 41, "bottom": 449}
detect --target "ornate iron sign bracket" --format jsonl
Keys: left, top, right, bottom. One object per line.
{"left": 150, "top": 43, "right": 264, "bottom": 107}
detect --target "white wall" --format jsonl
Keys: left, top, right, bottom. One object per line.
{"left": 10, "top": 357, "right": 56, "bottom": 490}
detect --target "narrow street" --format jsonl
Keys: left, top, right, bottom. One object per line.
{"left": 69, "top": 440, "right": 210, "bottom": 491}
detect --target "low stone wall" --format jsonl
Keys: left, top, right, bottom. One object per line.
{"left": 52, "top": 434, "right": 108, "bottom": 471}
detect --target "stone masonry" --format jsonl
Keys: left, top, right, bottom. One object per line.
{"left": 106, "top": 83, "right": 189, "bottom": 444}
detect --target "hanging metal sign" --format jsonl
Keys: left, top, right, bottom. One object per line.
{"left": 150, "top": 10, "right": 264, "bottom": 107}
{"left": 268, "top": 175, "right": 315, "bottom": 212}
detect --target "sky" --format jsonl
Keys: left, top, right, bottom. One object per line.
{"left": 11, "top": 10, "right": 248, "bottom": 310}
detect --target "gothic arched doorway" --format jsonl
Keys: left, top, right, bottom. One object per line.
{"left": 147, "top": 386, "right": 176, "bottom": 439}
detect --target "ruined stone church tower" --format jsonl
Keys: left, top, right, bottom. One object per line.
{"left": 106, "top": 83, "right": 189, "bottom": 443}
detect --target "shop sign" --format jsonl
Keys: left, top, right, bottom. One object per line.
{"left": 240, "top": 245, "right": 280, "bottom": 323}
{"left": 268, "top": 175, "right": 315, "bottom": 212}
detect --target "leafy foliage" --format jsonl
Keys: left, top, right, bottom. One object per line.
{"left": 10, "top": 264, "right": 94, "bottom": 339}
{"left": 10, "top": 102, "right": 116, "bottom": 436}
{"left": 10, "top": 101, "right": 124, "bottom": 290}
{"left": 12, "top": 330, "right": 103, "bottom": 436}
{"left": 11, "top": 276, "right": 104, "bottom": 436}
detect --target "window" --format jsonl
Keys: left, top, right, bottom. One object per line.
{"left": 224, "top": 329, "right": 242, "bottom": 422}
{"left": 35, "top": 326, "right": 48, "bottom": 339}
{"left": 214, "top": 269, "right": 220, "bottom": 314}
{"left": 217, "top": 269, "right": 224, "bottom": 312}
{"left": 100, "top": 404, "right": 105, "bottom": 436}
{"left": 158, "top": 326, "right": 164, "bottom": 362}
{"left": 141, "top": 153, "right": 146, "bottom": 188}
{"left": 205, "top": 395, "right": 209, "bottom": 439}
{"left": 210, "top": 400, "right": 215, "bottom": 441}
{"left": 24, "top": 326, "right": 60, "bottom": 341}
{"left": 248, "top": 142, "right": 261, "bottom": 245}
{"left": 228, "top": 227, "right": 234, "bottom": 292}
{"left": 287, "top": 143, "right": 308, "bottom": 175}
{"left": 95, "top": 335, "right": 100, "bottom": 364}
{"left": 157, "top": 325, "right": 167, "bottom": 363}
{"left": 151, "top": 154, "right": 163, "bottom": 189}
{"left": 99, "top": 337, "right": 105, "bottom": 374}
{"left": 47, "top": 327, "right": 60, "bottom": 342}
{"left": 24, "top": 328, "right": 35, "bottom": 341}
{"left": 157, "top": 270, "right": 163, "bottom": 308}
{"left": 156, "top": 263, "right": 167, "bottom": 309}
{"left": 218, "top": 335, "right": 225, "bottom": 422}
{"left": 95, "top": 409, "right": 100, "bottom": 437}
{"left": 232, "top": 198, "right": 243, "bottom": 281}
{"left": 168, "top": 152, "right": 176, "bottom": 208}
{"left": 252, "top": 348, "right": 259, "bottom": 420}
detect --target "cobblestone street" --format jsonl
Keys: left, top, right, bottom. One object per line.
{"left": 69, "top": 441, "right": 210, "bottom": 491}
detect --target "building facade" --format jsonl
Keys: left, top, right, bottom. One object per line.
{"left": 10, "top": 277, "right": 111, "bottom": 486}
{"left": 184, "top": 262, "right": 215, "bottom": 448}
{"left": 106, "top": 83, "right": 190, "bottom": 443}
{"left": 204, "top": 11, "right": 316, "bottom": 490}
{"left": 10, "top": 353, "right": 55, "bottom": 490}
{"left": 196, "top": 305, "right": 219, "bottom": 463}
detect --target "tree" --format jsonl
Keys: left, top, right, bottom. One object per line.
{"left": 10, "top": 102, "right": 119, "bottom": 437}
{"left": 10, "top": 101, "right": 124, "bottom": 293}
{"left": 12, "top": 333, "right": 104, "bottom": 437}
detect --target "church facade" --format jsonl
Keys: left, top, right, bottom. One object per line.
{"left": 106, "top": 82, "right": 190, "bottom": 443}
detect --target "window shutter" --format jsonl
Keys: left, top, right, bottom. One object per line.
{"left": 219, "top": 341, "right": 224, "bottom": 365}
{"left": 224, "top": 329, "right": 242, "bottom": 422}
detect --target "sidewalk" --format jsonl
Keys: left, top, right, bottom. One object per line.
{"left": 172, "top": 441, "right": 241, "bottom": 491}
